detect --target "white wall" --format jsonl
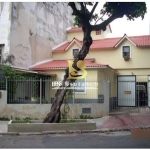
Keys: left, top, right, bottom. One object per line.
{"left": 0, "top": 2, "right": 12, "bottom": 60}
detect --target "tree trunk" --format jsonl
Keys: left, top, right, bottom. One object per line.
{"left": 43, "top": 78, "right": 71, "bottom": 123}
{"left": 43, "top": 26, "right": 92, "bottom": 123}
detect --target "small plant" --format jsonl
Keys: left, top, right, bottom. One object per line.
{"left": 70, "top": 119, "right": 75, "bottom": 123}
{"left": 12, "top": 117, "right": 32, "bottom": 123}
{"left": 60, "top": 119, "right": 75, "bottom": 123}
{"left": 42, "top": 98, "right": 49, "bottom": 104}
{"left": 33, "top": 118, "right": 39, "bottom": 120}
{"left": 80, "top": 115, "right": 93, "bottom": 119}
{"left": 123, "top": 55, "right": 130, "bottom": 61}
{"left": 0, "top": 116, "right": 10, "bottom": 121}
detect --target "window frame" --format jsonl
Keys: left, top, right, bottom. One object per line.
{"left": 121, "top": 45, "right": 131, "bottom": 59}
{"left": 96, "top": 30, "right": 101, "bottom": 35}
{"left": 74, "top": 77, "right": 86, "bottom": 94}
{"left": 72, "top": 49, "right": 79, "bottom": 58}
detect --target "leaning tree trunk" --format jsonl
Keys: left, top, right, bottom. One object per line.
{"left": 43, "top": 26, "right": 92, "bottom": 123}
{"left": 43, "top": 78, "right": 70, "bottom": 123}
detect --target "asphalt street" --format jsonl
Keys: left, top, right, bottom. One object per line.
{"left": 0, "top": 131, "right": 150, "bottom": 148}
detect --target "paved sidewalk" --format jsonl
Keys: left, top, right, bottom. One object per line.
{"left": 0, "top": 121, "right": 8, "bottom": 133}
{"left": 95, "top": 114, "right": 150, "bottom": 130}
{"left": 0, "top": 114, "right": 150, "bottom": 134}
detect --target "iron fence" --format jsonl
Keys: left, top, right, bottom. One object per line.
{"left": 0, "top": 76, "right": 150, "bottom": 114}
{"left": 110, "top": 79, "right": 150, "bottom": 114}
{"left": 0, "top": 76, "right": 6, "bottom": 90}
{"left": 6, "top": 77, "right": 52, "bottom": 104}
{"left": 1, "top": 78, "right": 104, "bottom": 105}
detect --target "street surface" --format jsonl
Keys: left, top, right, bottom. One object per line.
{"left": 0, "top": 131, "right": 150, "bottom": 148}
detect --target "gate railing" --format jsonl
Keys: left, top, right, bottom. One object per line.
{"left": 110, "top": 80, "right": 150, "bottom": 114}
{"left": 6, "top": 77, "right": 52, "bottom": 104}
{"left": 1, "top": 76, "right": 150, "bottom": 114}
{"left": 1, "top": 78, "right": 105, "bottom": 105}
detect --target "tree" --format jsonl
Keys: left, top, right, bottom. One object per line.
{"left": 43, "top": 2, "right": 147, "bottom": 123}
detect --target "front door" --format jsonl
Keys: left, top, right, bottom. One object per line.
{"left": 118, "top": 76, "right": 136, "bottom": 106}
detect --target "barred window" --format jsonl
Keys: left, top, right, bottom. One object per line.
{"left": 122, "top": 46, "right": 131, "bottom": 58}
{"left": 96, "top": 30, "right": 101, "bottom": 35}
{"left": 74, "top": 78, "right": 86, "bottom": 93}
{"left": 73, "top": 49, "right": 79, "bottom": 57}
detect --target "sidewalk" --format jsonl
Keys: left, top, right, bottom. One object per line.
{"left": 0, "top": 121, "right": 8, "bottom": 133}
{"left": 94, "top": 114, "right": 150, "bottom": 130}
{"left": 0, "top": 114, "right": 150, "bottom": 134}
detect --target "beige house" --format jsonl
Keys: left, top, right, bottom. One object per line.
{"left": 30, "top": 26, "right": 150, "bottom": 111}
{"left": 1, "top": 24, "right": 150, "bottom": 119}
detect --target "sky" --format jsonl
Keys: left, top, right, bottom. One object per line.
{"left": 4, "top": 1, "right": 150, "bottom": 38}
{"left": 92, "top": 1, "right": 150, "bottom": 38}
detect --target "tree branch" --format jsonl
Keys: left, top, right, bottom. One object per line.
{"left": 91, "top": 13, "right": 124, "bottom": 31}
{"left": 68, "top": 2, "right": 86, "bottom": 22}
{"left": 68, "top": 2, "right": 80, "bottom": 16}
{"left": 89, "top": 2, "right": 98, "bottom": 19}
{"left": 94, "top": 12, "right": 106, "bottom": 25}
{"left": 80, "top": 2, "right": 85, "bottom": 14}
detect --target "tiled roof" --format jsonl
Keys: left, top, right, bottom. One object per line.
{"left": 66, "top": 25, "right": 112, "bottom": 33}
{"left": 53, "top": 35, "right": 150, "bottom": 52}
{"left": 91, "top": 38, "right": 120, "bottom": 49}
{"left": 66, "top": 27, "right": 82, "bottom": 33}
{"left": 30, "top": 59, "right": 110, "bottom": 71}
{"left": 130, "top": 35, "right": 150, "bottom": 47}
{"left": 53, "top": 38, "right": 82, "bottom": 52}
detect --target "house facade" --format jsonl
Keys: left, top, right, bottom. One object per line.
{"left": 1, "top": 7, "right": 150, "bottom": 118}
{"left": 30, "top": 26, "right": 150, "bottom": 113}
{"left": 0, "top": 25, "right": 116, "bottom": 119}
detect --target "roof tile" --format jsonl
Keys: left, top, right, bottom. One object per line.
{"left": 30, "top": 59, "right": 107, "bottom": 70}
{"left": 53, "top": 35, "right": 150, "bottom": 52}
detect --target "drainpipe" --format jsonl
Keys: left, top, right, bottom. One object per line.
{"left": 72, "top": 85, "right": 75, "bottom": 119}
{"left": 40, "top": 78, "right": 42, "bottom": 104}
{"left": 138, "top": 82, "right": 140, "bottom": 113}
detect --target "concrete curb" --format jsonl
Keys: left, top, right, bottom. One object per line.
{"left": 1, "top": 126, "right": 150, "bottom": 135}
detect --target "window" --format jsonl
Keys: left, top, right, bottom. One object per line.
{"left": 122, "top": 46, "right": 131, "bottom": 58}
{"left": 74, "top": 78, "right": 86, "bottom": 93}
{"left": 96, "top": 30, "right": 101, "bottom": 35}
{"left": 73, "top": 49, "right": 79, "bottom": 57}
{"left": 82, "top": 108, "right": 91, "bottom": 114}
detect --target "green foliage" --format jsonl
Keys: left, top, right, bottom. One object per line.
{"left": 102, "top": 2, "right": 146, "bottom": 20}
{"left": 0, "top": 116, "right": 10, "bottom": 121}
{"left": 73, "top": 3, "right": 98, "bottom": 27}
{"left": 60, "top": 119, "right": 75, "bottom": 123}
{"left": 41, "top": 98, "right": 49, "bottom": 104}
{"left": 73, "top": 2, "right": 147, "bottom": 27}
{"left": 0, "top": 64, "right": 50, "bottom": 102}
{"left": 1, "top": 65, "right": 48, "bottom": 80}
{"left": 12, "top": 117, "right": 32, "bottom": 123}
{"left": 73, "top": 15, "right": 82, "bottom": 27}
{"left": 1, "top": 65, "right": 24, "bottom": 79}
{"left": 80, "top": 114, "right": 93, "bottom": 119}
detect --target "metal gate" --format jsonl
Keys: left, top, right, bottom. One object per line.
{"left": 148, "top": 76, "right": 150, "bottom": 107}
{"left": 118, "top": 75, "right": 136, "bottom": 107}
{"left": 110, "top": 75, "right": 150, "bottom": 114}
